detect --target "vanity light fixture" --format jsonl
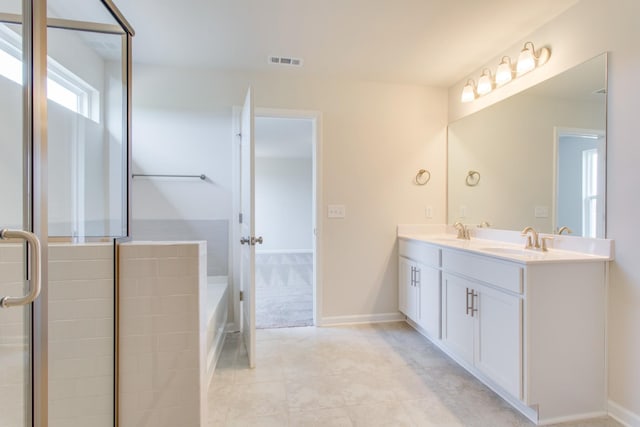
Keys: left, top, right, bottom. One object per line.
{"left": 460, "top": 41, "right": 551, "bottom": 103}
{"left": 516, "top": 41, "right": 550, "bottom": 76}
{"left": 461, "top": 79, "right": 477, "bottom": 103}
{"left": 476, "top": 69, "right": 494, "bottom": 96}
{"left": 495, "top": 56, "right": 514, "bottom": 86}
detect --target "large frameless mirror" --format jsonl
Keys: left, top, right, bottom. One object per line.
{"left": 448, "top": 54, "right": 607, "bottom": 237}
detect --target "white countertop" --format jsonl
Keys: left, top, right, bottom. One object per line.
{"left": 398, "top": 225, "right": 614, "bottom": 264}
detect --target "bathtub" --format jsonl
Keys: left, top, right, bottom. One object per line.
{"left": 119, "top": 241, "right": 229, "bottom": 427}
{"left": 206, "top": 275, "right": 229, "bottom": 387}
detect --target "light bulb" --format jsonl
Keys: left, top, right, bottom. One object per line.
{"left": 517, "top": 42, "right": 536, "bottom": 76}
{"left": 461, "top": 80, "right": 476, "bottom": 103}
{"left": 495, "top": 56, "right": 513, "bottom": 86}
{"left": 476, "top": 69, "right": 493, "bottom": 96}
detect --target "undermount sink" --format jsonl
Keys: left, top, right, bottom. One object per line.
{"left": 478, "top": 247, "right": 537, "bottom": 256}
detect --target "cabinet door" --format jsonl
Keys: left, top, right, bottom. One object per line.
{"left": 398, "top": 256, "right": 417, "bottom": 319}
{"left": 474, "top": 283, "right": 522, "bottom": 399}
{"left": 417, "top": 263, "right": 440, "bottom": 339}
{"left": 442, "top": 273, "right": 474, "bottom": 365}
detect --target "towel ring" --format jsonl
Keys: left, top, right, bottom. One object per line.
{"left": 466, "top": 170, "right": 480, "bottom": 186}
{"left": 415, "top": 169, "right": 431, "bottom": 185}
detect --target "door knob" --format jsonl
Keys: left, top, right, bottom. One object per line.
{"left": 251, "top": 236, "right": 263, "bottom": 245}
{"left": 240, "top": 237, "right": 250, "bottom": 245}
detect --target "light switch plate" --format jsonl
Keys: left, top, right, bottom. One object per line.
{"left": 328, "top": 204, "right": 346, "bottom": 218}
{"left": 425, "top": 206, "right": 433, "bottom": 218}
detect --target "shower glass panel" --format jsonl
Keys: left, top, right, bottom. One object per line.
{"left": 46, "top": 1, "right": 129, "bottom": 426}
{"left": 0, "top": 8, "right": 31, "bottom": 427}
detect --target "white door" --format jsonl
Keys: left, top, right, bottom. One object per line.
{"left": 240, "top": 88, "right": 258, "bottom": 368}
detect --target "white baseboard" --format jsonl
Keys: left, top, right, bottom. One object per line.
{"left": 318, "top": 312, "right": 404, "bottom": 326}
{"left": 609, "top": 400, "right": 640, "bottom": 427}
{"left": 255, "top": 249, "right": 313, "bottom": 255}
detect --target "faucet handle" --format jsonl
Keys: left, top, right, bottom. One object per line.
{"left": 524, "top": 235, "right": 533, "bottom": 249}
{"left": 541, "top": 236, "right": 554, "bottom": 252}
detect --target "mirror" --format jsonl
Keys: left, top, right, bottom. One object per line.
{"left": 448, "top": 54, "right": 607, "bottom": 237}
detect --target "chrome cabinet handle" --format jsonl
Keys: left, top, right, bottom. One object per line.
{"left": 0, "top": 229, "right": 42, "bottom": 308}
{"left": 471, "top": 290, "right": 478, "bottom": 317}
{"left": 466, "top": 287, "right": 472, "bottom": 316}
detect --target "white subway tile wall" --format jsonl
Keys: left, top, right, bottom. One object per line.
{"left": 119, "top": 242, "right": 207, "bottom": 427}
{"left": 0, "top": 242, "right": 115, "bottom": 427}
{"left": 0, "top": 244, "right": 28, "bottom": 427}
{"left": 48, "top": 243, "right": 114, "bottom": 427}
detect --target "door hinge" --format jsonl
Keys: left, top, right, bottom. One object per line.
{"left": 239, "top": 291, "right": 244, "bottom": 301}
{"left": 239, "top": 213, "right": 243, "bottom": 224}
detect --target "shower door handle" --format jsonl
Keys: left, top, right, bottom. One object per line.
{"left": 0, "top": 229, "right": 42, "bottom": 308}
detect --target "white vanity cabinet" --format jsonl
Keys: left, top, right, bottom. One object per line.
{"left": 442, "top": 262, "right": 522, "bottom": 399}
{"left": 397, "top": 232, "right": 609, "bottom": 425}
{"left": 398, "top": 239, "right": 441, "bottom": 339}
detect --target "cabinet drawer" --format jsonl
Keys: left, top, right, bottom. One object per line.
{"left": 442, "top": 250, "right": 522, "bottom": 294}
{"left": 398, "top": 239, "right": 440, "bottom": 267}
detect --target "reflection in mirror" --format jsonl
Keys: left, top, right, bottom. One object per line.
{"left": 448, "top": 54, "right": 607, "bottom": 237}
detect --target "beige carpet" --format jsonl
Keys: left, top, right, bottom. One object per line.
{"left": 255, "top": 252, "right": 313, "bottom": 328}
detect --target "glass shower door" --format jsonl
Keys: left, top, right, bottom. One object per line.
{"left": 0, "top": 6, "right": 33, "bottom": 427}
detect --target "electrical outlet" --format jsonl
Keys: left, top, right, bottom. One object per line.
{"left": 327, "top": 204, "right": 346, "bottom": 218}
{"left": 535, "top": 206, "right": 549, "bottom": 218}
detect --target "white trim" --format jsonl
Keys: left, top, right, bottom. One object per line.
{"left": 255, "top": 249, "right": 313, "bottom": 255}
{"left": 318, "top": 312, "right": 405, "bottom": 326}
{"left": 609, "top": 400, "right": 640, "bottom": 427}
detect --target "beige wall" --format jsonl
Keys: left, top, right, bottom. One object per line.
{"left": 132, "top": 67, "right": 448, "bottom": 321}
{"left": 448, "top": 0, "right": 640, "bottom": 420}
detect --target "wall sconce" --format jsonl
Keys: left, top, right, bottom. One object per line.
{"left": 495, "top": 56, "right": 514, "bottom": 86}
{"left": 516, "top": 41, "right": 551, "bottom": 76}
{"left": 460, "top": 41, "right": 551, "bottom": 103}
{"left": 461, "top": 79, "right": 477, "bottom": 103}
{"left": 476, "top": 69, "right": 494, "bottom": 96}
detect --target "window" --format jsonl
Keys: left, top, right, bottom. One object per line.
{"left": 582, "top": 148, "right": 599, "bottom": 238}
{"left": 0, "top": 24, "right": 99, "bottom": 121}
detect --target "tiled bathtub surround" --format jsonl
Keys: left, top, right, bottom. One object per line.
{"left": 119, "top": 241, "right": 226, "bottom": 427}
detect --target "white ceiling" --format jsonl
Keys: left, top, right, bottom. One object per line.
{"left": 113, "top": 0, "right": 578, "bottom": 87}
{"left": 255, "top": 117, "right": 313, "bottom": 159}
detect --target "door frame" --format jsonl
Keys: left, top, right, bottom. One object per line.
{"left": 231, "top": 107, "right": 323, "bottom": 331}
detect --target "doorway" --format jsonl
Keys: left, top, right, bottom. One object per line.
{"left": 254, "top": 116, "right": 315, "bottom": 328}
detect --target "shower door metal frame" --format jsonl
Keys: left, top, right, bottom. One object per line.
{"left": 2, "top": 0, "right": 133, "bottom": 424}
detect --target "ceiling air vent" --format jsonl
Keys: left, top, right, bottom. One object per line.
{"left": 268, "top": 56, "right": 303, "bottom": 67}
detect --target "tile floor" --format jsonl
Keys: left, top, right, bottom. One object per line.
{"left": 207, "top": 322, "right": 622, "bottom": 427}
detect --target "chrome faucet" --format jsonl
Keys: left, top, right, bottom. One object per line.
{"left": 556, "top": 226, "right": 573, "bottom": 235}
{"left": 454, "top": 222, "right": 470, "bottom": 240}
{"left": 521, "top": 226, "right": 540, "bottom": 249}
